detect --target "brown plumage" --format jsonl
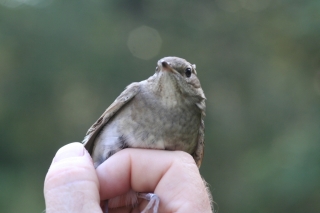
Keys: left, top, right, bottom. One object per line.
{"left": 82, "top": 56, "right": 206, "bottom": 212}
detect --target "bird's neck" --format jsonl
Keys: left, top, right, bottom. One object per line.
{"left": 152, "top": 73, "right": 184, "bottom": 108}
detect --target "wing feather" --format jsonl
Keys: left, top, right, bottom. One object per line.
{"left": 82, "top": 82, "right": 141, "bottom": 154}
{"left": 193, "top": 98, "right": 206, "bottom": 168}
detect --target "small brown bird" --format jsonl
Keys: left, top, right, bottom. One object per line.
{"left": 82, "top": 56, "right": 206, "bottom": 213}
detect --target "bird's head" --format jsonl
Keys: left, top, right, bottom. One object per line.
{"left": 152, "top": 56, "right": 205, "bottom": 102}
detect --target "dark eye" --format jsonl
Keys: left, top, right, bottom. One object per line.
{"left": 185, "top": 68, "right": 192, "bottom": 78}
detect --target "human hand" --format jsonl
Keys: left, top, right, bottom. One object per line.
{"left": 44, "top": 142, "right": 212, "bottom": 213}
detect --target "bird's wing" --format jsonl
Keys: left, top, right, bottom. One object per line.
{"left": 82, "top": 82, "right": 141, "bottom": 154}
{"left": 193, "top": 99, "right": 206, "bottom": 168}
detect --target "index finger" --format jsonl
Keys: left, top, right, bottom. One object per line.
{"left": 96, "top": 148, "right": 211, "bottom": 212}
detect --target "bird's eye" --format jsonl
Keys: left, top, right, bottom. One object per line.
{"left": 185, "top": 68, "right": 192, "bottom": 78}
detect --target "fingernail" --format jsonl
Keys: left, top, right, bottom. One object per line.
{"left": 54, "top": 142, "right": 85, "bottom": 163}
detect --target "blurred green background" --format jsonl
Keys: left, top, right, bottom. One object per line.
{"left": 1, "top": 0, "right": 320, "bottom": 212}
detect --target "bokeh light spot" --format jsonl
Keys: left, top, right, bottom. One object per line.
{"left": 127, "top": 25, "right": 162, "bottom": 60}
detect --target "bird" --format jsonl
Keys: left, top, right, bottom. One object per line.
{"left": 82, "top": 56, "right": 206, "bottom": 213}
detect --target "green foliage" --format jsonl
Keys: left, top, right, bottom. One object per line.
{"left": 0, "top": 0, "right": 320, "bottom": 212}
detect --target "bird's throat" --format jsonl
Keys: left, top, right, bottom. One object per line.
{"left": 155, "top": 72, "right": 181, "bottom": 107}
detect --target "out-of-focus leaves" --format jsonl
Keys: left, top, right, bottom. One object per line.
{"left": 0, "top": 0, "right": 320, "bottom": 212}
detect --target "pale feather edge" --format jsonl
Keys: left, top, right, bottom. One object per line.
{"left": 82, "top": 82, "right": 141, "bottom": 147}
{"left": 194, "top": 98, "right": 206, "bottom": 168}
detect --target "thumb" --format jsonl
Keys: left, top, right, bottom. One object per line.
{"left": 44, "top": 142, "right": 102, "bottom": 213}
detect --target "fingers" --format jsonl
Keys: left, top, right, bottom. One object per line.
{"left": 97, "top": 149, "right": 212, "bottom": 213}
{"left": 44, "top": 145, "right": 213, "bottom": 213}
{"left": 44, "top": 142, "right": 102, "bottom": 213}
{"left": 96, "top": 148, "right": 175, "bottom": 199}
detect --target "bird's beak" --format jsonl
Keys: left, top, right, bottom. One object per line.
{"left": 158, "top": 60, "right": 173, "bottom": 72}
